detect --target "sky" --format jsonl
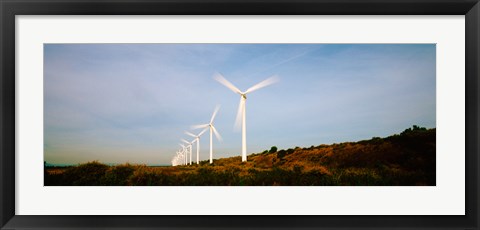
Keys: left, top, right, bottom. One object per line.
{"left": 44, "top": 44, "right": 436, "bottom": 165}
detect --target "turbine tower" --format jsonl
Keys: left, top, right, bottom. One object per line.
{"left": 192, "top": 106, "right": 222, "bottom": 164}
{"left": 214, "top": 73, "right": 278, "bottom": 162}
{"left": 186, "top": 128, "right": 208, "bottom": 164}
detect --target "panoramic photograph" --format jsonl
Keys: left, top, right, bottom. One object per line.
{"left": 44, "top": 44, "right": 436, "bottom": 186}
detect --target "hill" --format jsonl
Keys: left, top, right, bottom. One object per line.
{"left": 45, "top": 126, "right": 435, "bottom": 186}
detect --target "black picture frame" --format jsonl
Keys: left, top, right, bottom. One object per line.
{"left": 1, "top": 0, "right": 479, "bottom": 229}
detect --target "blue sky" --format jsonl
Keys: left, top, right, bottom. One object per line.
{"left": 44, "top": 44, "right": 436, "bottom": 165}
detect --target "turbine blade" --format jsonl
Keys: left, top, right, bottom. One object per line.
{"left": 210, "top": 105, "right": 221, "bottom": 123}
{"left": 191, "top": 124, "right": 209, "bottom": 130}
{"left": 214, "top": 72, "right": 242, "bottom": 94}
{"left": 181, "top": 139, "right": 189, "bottom": 144}
{"left": 185, "top": 131, "right": 196, "bottom": 137}
{"left": 234, "top": 97, "right": 245, "bottom": 131}
{"left": 245, "top": 75, "right": 279, "bottom": 94}
{"left": 212, "top": 125, "right": 223, "bottom": 141}
{"left": 198, "top": 127, "right": 209, "bottom": 136}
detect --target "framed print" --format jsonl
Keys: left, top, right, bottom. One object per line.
{"left": 41, "top": 43, "right": 437, "bottom": 187}
{"left": 1, "top": 0, "right": 479, "bottom": 229}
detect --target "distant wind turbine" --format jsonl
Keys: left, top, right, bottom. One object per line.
{"left": 172, "top": 150, "right": 183, "bottom": 166}
{"left": 179, "top": 143, "right": 187, "bottom": 165}
{"left": 214, "top": 73, "right": 278, "bottom": 162}
{"left": 192, "top": 105, "right": 222, "bottom": 164}
{"left": 177, "top": 151, "right": 183, "bottom": 166}
{"left": 185, "top": 128, "right": 209, "bottom": 164}
{"left": 181, "top": 139, "right": 193, "bottom": 165}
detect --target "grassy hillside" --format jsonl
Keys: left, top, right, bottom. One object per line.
{"left": 45, "top": 126, "right": 435, "bottom": 186}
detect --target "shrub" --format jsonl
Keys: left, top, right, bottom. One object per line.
{"left": 62, "top": 161, "right": 109, "bottom": 186}
{"left": 102, "top": 164, "right": 135, "bottom": 185}
{"left": 269, "top": 146, "right": 278, "bottom": 153}
{"left": 128, "top": 166, "right": 167, "bottom": 186}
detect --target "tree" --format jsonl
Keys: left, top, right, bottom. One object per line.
{"left": 269, "top": 146, "right": 278, "bottom": 153}
{"left": 402, "top": 125, "right": 427, "bottom": 135}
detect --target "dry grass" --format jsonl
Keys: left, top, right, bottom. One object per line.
{"left": 45, "top": 126, "right": 435, "bottom": 186}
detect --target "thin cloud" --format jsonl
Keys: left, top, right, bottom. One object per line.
{"left": 250, "top": 47, "right": 319, "bottom": 76}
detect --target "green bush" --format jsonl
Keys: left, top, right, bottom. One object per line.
{"left": 62, "top": 161, "right": 109, "bottom": 186}
{"left": 102, "top": 164, "right": 135, "bottom": 185}
{"left": 269, "top": 146, "right": 278, "bottom": 153}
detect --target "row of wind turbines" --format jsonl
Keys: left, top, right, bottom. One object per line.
{"left": 171, "top": 73, "right": 278, "bottom": 166}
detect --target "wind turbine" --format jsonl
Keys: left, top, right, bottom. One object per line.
{"left": 181, "top": 139, "right": 193, "bottom": 165}
{"left": 192, "top": 106, "right": 222, "bottom": 164}
{"left": 172, "top": 151, "right": 177, "bottom": 166}
{"left": 176, "top": 150, "right": 184, "bottom": 166}
{"left": 214, "top": 73, "right": 278, "bottom": 162}
{"left": 172, "top": 151, "right": 183, "bottom": 166}
{"left": 174, "top": 150, "right": 181, "bottom": 166}
{"left": 179, "top": 143, "right": 187, "bottom": 165}
{"left": 185, "top": 128, "right": 209, "bottom": 164}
